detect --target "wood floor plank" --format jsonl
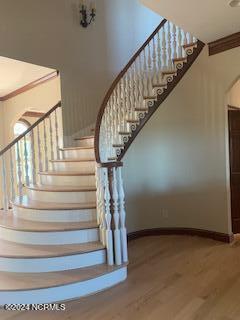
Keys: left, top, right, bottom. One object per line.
{"left": 2, "top": 235, "right": 240, "bottom": 319}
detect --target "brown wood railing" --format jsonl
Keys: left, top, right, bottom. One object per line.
{"left": 0, "top": 102, "right": 61, "bottom": 157}
{"left": 94, "top": 19, "right": 167, "bottom": 163}
{"left": 0, "top": 101, "right": 62, "bottom": 211}
{"left": 94, "top": 19, "right": 205, "bottom": 164}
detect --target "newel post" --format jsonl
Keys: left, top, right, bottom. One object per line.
{"left": 96, "top": 162, "right": 128, "bottom": 266}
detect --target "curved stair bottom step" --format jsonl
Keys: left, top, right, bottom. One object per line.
{"left": 0, "top": 249, "right": 106, "bottom": 273}
{"left": 0, "top": 266, "right": 127, "bottom": 305}
{"left": 13, "top": 207, "right": 97, "bottom": 223}
{"left": 39, "top": 173, "right": 96, "bottom": 188}
{"left": 26, "top": 187, "right": 96, "bottom": 204}
{"left": 0, "top": 227, "right": 99, "bottom": 245}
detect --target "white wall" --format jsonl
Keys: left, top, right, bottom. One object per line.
{"left": 0, "top": 102, "right": 4, "bottom": 149}
{"left": 140, "top": 0, "right": 240, "bottom": 43}
{"left": 123, "top": 46, "right": 240, "bottom": 235}
{"left": 0, "top": 0, "right": 161, "bottom": 145}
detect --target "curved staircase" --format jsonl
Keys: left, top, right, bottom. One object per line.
{"left": 0, "top": 18, "right": 204, "bottom": 305}
{"left": 0, "top": 135, "right": 127, "bottom": 305}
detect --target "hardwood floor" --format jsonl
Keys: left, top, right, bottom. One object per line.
{"left": 2, "top": 235, "right": 240, "bottom": 319}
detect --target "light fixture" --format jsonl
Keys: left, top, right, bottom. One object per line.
{"left": 229, "top": 0, "right": 240, "bottom": 7}
{"left": 79, "top": 1, "right": 96, "bottom": 28}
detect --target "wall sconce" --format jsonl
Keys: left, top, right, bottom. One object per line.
{"left": 79, "top": 1, "right": 96, "bottom": 28}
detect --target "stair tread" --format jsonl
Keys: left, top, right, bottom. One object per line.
{"left": 0, "top": 263, "right": 126, "bottom": 291}
{"left": 13, "top": 196, "right": 96, "bottom": 210}
{"left": 0, "top": 239, "right": 104, "bottom": 259}
{"left": 27, "top": 184, "right": 96, "bottom": 192}
{"left": 50, "top": 158, "right": 95, "bottom": 163}
{"left": 74, "top": 135, "right": 94, "bottom": 141}
{"left": 0, "top": 212, "right": 98, "bottom": 232}
{"left": 60, "top": 146, "right": 94, "bottom": 151}
{"left": 39, "top": 170, "right": 95, "bottom": 176}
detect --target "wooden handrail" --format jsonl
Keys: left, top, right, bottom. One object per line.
{"left": 94, "top": 19, "right": 167, "bottom": 163}
{"left": 0, "top": 101, "right": 61, "bottom": 157}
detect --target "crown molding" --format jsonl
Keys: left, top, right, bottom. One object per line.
{"left": 208, "top": 31, "right": 240, "bottom": 56}
{"left": 0, "top": 70, "right": 59, "bottom": 102}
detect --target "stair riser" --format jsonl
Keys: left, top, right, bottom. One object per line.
{"left": 27, "top": 189, "right": 96, "bottom": 204}
{"left": 76, "top": 138, "right": 94, "bottom": 148}
{"left": 0, "top": 267, "right": 127, "bottom": 305}
{"left": 13, "top": 206, "right": 97, "bottom": 223}
{"left": 0, "top": 228, "right": 99, "bottom": 245}
{"left": 52, "top": 161, "right": 95, "bottom": 172}
{"left": 62, "top": 149, "right": 95, "bottom": 160}
{"left": 40, "top": 174, "right": 96, "bottom": 187}
{"left": 0, "top": 250, "right": 106, "bottom": 273}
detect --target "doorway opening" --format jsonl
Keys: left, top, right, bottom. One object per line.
{"left": 228, "top": 78, "right": 240, "bottom": 233}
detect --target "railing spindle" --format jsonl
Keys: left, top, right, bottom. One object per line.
{"left": 54, "top": 109, "right": 60, "bottom": 160}
{"left": 1, "top": 155, "right": 8, "bottom": 211}
{"left": 43, "top": 119, "right": 49, "bottom": 171}
{"left": 24, "top": 135, "right": 30, "bottom": 186}
{"left": 16, "top": 141, "right": 23, "bottom": 200}
{"left": 9, "top": 148, "right": 16, "bottom": 202}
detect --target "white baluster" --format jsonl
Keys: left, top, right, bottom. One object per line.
{"left": 183, "top": 30, "right": 188, "bottom": 46}
{"left": 172, "top": 23, "right": 177, "bottom": 59}
{"left": 137, "top": 55, "right": 144, "bottom": 104}
{"left": 37, "top": 125, "right": 43, "bottom": 172}
{"left": 143, "top": 49, "right": 148, "bottom": 97}
{"left": 1, "top": 155, "right": 8, "bottom": 211}
{"left": 152, "top": 36, "right": 158, "bottom": 85}
{"left": 147, "top": 43, "right": 152, "bottom": 95}
{"left": 103, "top": 168, "right": 114, "bottom": 265}
{"left": 112, "top": 167, "right": 122, "bottom": 265}
{"left": 177, "top": 27, "right": 183, "bottom": 58}
{"left": 9, "top": 148, "right": 16, "bottom": 202}
{"left": 30, "top": 130, "right": 36, "bottom": 185}
{"left": 49, "top": 115, "right": 54, "bottom": 162}
{"left": 117, "top": 166, "right": 128, "bottom": 263}
{"left": 162, "top": 23, "right": 167, "bottom": 70}
{"left": 24, "top": 135, "right": 30, "bottom": 186}
{"left": 54, "top": 109, "right": 60, "bottom": 160}
{"left": 16, "top": 142, "right": 23, "bottom": 200}
{"left": 43, "top": 120, "right": 49, "bottom": 171}
{"left": 96, "top": 167, "right": 106, "bottom": 244}
{"left": 157, "top": 30, "right": 162, "bottom": 83}
{"left": 167, "top": 21, "right": 173, "bottom": 69}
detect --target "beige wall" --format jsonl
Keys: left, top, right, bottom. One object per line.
{"left": 123, "top": 46, "right": 240, "bottom": 235}
{"left": 0, "top": 0, "right": 161, "bottom": 146}
{"left": 228, "top": 79, "right": 240, "bottom": 108}
{"left": 0, "top": 76, "right": 61, "bottom": 147}
{"left": 0, "top": 102, "right": 4, "bottom": 149}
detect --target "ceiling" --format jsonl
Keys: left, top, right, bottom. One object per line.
{"left": 0, "top": 56, "right": 55, "bottom": 97}
{"left": 140, "top": 0, "right": 240, "bottom": 43}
